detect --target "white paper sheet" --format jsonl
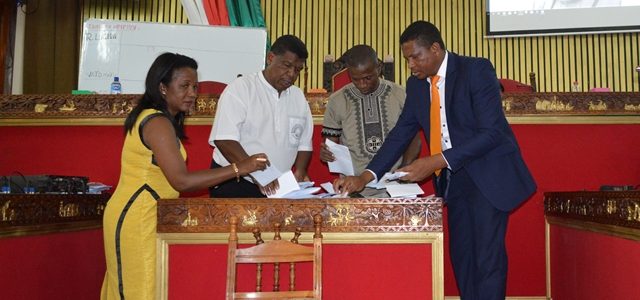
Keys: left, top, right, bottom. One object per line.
{"left": 325, "top": 139, "right": 355, "bottom": 176}
{"left": 250, "top": 165, "right": 282, "bottom": 186}
{"left": 320, "top": 182, "right": 336, "bottom": 194}
{"left": 385, "top": 183, "right": 424, "bottom": 198}
{"left": 268, "top": 171, "right": 301, "bottom": 198}
{"left": 366, "top": 171, "right": 410, "bottom": 189}
{"left": 282, "top": 187, "right": 322, "bottom": 199}
{"left": 298, "top": 181, "right": 315, "bottom": 189}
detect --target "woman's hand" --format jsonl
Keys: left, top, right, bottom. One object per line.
{"left": 237, "top": 153, "right": 269, "bottom": 175}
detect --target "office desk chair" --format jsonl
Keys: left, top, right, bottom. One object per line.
{"left": 226, "top": 215, "right": 323, "bottom": 299}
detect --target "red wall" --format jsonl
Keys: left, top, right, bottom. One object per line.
{"left": 169, "top": 244, "right": 433, "bottom": 299}
{"left": 1, "top": 123, "right": 639, "bottom": 298}
{"left": 549, "top": 226, "right": 640, "bottom": 299}
{"left": 0, "top": 229, "right": 105, "bottom": 300}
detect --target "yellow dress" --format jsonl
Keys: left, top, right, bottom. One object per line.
{"left": 101, "top": 109, "right": 186, "bottom": 300}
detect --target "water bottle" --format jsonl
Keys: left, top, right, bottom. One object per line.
{"left": 110, "top": 76, "right": 122, "bottom": 94}
{"left": 571, "top": 80, "right": 580, "bottom": 92}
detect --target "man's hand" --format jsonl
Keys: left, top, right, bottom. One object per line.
{"left": 319, "top": 142, "right": 335, "bottom": 163}
{"left": 333, "top": 172, "right": 374, "bottom": 194}
{"left": 293, "top": 169, "right": 310, "bottom": 182}
{"left": 258, "top": 179, "right": 280, "bottom": 196}
{"left": 396, "top": 155, "right": 447, "bottom": 182}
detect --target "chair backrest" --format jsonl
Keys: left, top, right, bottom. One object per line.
{"left": 331, "top": 68, "right": 352, "bottom": 91}
{"left": 198, "top": 80, "right": 228, "bottom": 95}
{"left": 499, "top": 78, "right": 534, "bottom": 93}
{"left": 226, "top": 215, "right": 323, "bottom": 300}
{"left": 499, "top": 78, "right": 533, "bottom": 93}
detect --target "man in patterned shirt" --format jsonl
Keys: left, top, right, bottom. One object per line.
{"left": 320, "top": 45, "right": 421, "bottom": 196}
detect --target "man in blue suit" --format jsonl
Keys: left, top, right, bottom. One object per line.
{"left": 334, "top": 21, "right": 536, "bottom": 299}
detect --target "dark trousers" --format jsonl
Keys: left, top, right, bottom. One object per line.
{"left": 446, "top": 169, "right": 509, "bottom": 300}
{"left": 208, "top": 160, "right": 265, "bottom": 198}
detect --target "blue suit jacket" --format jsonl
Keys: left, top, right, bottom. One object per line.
{"left": 367, "top": 52, "right": 536, "bottom": 211}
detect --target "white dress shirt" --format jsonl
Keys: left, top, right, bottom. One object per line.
{"left": 209, "top": 71, "right": 313, "bottom": 175}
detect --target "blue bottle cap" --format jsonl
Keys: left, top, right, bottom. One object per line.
{"left": 114, "top": 76, "right": 119, "bottom": 81}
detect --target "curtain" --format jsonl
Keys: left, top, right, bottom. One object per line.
{"left": 204, "top": 0, "right": 230, "bottom": 25}
{"left": 225, "top": 0, "right": 266, "bottom": 27}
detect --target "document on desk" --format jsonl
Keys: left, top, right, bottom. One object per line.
{"left": 282, "top": 187, "right": 322, "bottom": 199}
{"left": 320, "top": 182, "right": 336, "bottom": 194}
{"left": 325, "top": 139, "right": 354, "bottom": 176}
{"left": 250, "top": 165, "right": 282, "bottom": 186}
{"left": 366, "top": 171, "right": 409, "bottom": 189}
{"left": 385, "top": 182, "right": 424, "bottom": 198}
{"left": 268, "top": 171, "right": 301, "bottom": 198}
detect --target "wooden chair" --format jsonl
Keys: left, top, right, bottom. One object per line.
{"left": 226, "top": 215, "right": 323, "bottom": 299}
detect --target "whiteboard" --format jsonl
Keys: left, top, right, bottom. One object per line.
{"left": 78, "top": 19, "right": 267, "bottom": 94}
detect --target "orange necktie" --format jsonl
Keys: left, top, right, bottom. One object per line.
{"left": 430, "top": 75, "right": 442, "bottom": 176}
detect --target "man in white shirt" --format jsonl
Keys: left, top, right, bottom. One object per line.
{"left": 208, "top": 35, "right": 313, "bottom": 198}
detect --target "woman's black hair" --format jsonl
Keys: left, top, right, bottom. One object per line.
{"left": 124, "top": 52, "right": 198, "bottom": 139}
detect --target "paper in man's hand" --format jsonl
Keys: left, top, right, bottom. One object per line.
{"left": 325, "top": 139, "right": 355, "bottom": 176}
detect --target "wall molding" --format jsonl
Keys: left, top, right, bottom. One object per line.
{"left": 2, "top": 93, "right": 639, "bottom": 126}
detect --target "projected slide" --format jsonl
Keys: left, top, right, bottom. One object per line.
{"left": 487, "top": 0, "right": 640, "bottom": 36}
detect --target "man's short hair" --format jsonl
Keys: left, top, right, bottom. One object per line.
{"left": 345, "top": 45, "right": 379, "bottom": 69}
{"left": 270, "top": 35, "right": 309, "bottom": 59}
{"left": 400, "top": 21, "right": 446, "bottom": 51}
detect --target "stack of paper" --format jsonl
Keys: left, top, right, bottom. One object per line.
{"left": 384, "top": 182, "right": 424, "bottom": 198}
{"left": 282, "top": 187, "right": 322, "bottom": 199}
{"left": 320, "top": 171, "right": 424, "bottom": 198}
{"left": 267, "top": 173, "right": 323, "bottom": 199}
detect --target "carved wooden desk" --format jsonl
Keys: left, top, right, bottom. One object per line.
{"left": 156, "top": 197, "right": 444, "bottom": 300}
{"left": 543, "top": 191, "right": 640, "bottom": 299}
{"left": 0, "top": 193, "right": 109, "bottom": 238}
{"left": 544, "top": 191, "right": 640, "bottom": 239}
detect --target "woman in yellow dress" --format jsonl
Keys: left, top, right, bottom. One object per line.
{"left": 100, "top": 53, "right": 269, "bottom": 300}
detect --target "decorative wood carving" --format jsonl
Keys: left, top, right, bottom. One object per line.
{"left": 157, "top": 197, "right": 443, "bottom": 234}
{"left": 0, "top": 94, "right": 219, "bottom": 119}
{"left": 0, "top": 193, "right": 110, "bottom": 237}
{"left": 544, "top": 191, "right": 640, "bottom": 230}
{"left": 502, "top": 92, "right": 640, "bottom": 115}
{"left": 1, "top": 93, "right": 639, "bottom": 124}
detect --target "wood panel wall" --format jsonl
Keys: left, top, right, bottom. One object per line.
{"left": 23, "top": 1, "right": 82, "bottom": 94}
{"left": 82, "top": 0, "right": 640, "bottom": 93}
{"left": 0, "top": 1, "right": 14, "bottom": 93}
{"left": 81, "top": 0, "right": 188, "bottom": 23}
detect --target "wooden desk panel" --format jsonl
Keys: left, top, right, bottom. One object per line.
{"left": 544, "top": 191, "right": 640, "bottom": 239}
{"left": 2, "top": 93, "right": 640, "bottom": 126}
{"left": 544, "top": 191, "right": 640, "bottom": 299}
{"left": 156, "top": 197, "right": 444, "bottom": 300}
{"left": 157, "top": 197, "right": 443, "bottom": 234}
{"left": 0, "top": 193, "right": 109, "bottom": 238}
